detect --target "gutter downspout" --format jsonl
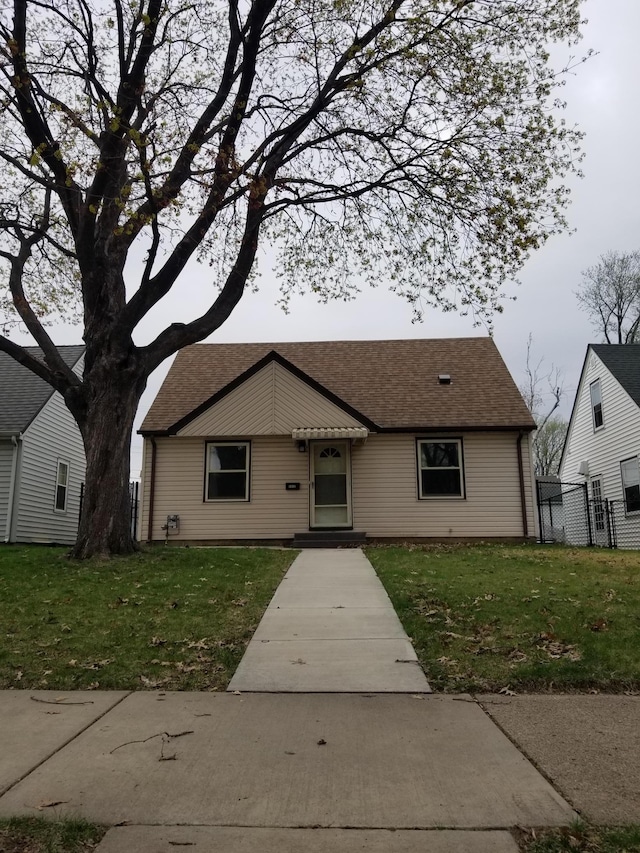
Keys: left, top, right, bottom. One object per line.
{"left": 516, "top": 432, "right": 529, "bottom": 538}
{"left": 4, "top": 434, "right": 21, "bottom": 543}
{"left": 146, "top": 437, "right": 157, "bottom": 544}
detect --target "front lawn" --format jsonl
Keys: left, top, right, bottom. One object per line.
{"left": 0, "top": 546, "right": 294, "bottom": 691}
{"left": 368, "top": 544, "right": 640, "bottom": 693}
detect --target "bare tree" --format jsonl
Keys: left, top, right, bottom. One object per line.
{"left": 0, "top": 1, "right": 587, "bottom": 557}
{"left": 520, "top": 335, "right": 567, "bottom": 476}
{"left": 576, "top": 250, "right": 640, "bottom": 344}
{"left": 534, "top": 417, "right": 568, "bottom": 477}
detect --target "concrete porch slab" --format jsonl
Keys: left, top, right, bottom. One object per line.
{"left": 0, "top": 693, "right": 576, "bottom": 828}
{"left": 229, "top": 638, "right": 427, "bottom": 692}
{"left": 0, "top": 690, "right": 129, "bottom": 795}
{"left": 96, "top": 826, "right": 520, "bottom": 853}
{"left": 252, "top": 607, "right": 408, "bottom": 641}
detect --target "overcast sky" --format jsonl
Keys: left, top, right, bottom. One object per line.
{"left": 11, "top": 0, "right": 640, "bottom": 478}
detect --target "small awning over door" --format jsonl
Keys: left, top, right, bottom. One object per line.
{"left": 292, "top": 427, "right": 369, "bottom": 441}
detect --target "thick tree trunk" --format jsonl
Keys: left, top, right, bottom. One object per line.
{"left": 70, "top": 363, "right": 146, "bottom": 559}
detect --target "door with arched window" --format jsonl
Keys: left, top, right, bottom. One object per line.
{"left": 310, "top": 441, "right": 352, "bottom": 527}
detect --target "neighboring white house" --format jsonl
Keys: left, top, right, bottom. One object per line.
{"left": 559, "top": 344, "right": 640, "bottom": 549}
{"left": 0, "top": 346, "right": 86, "bottom": 545}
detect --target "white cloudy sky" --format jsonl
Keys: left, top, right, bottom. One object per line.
{"left": 11, "top": 0, "right": 640, "bottom": 478}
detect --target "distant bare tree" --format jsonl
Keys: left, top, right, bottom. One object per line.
{"left": 534, "top": 417, "right": 568, "bottom": 477}
{"left": 576, "top": 250, "right": 640, "bottom": 344}
{"left": 520, "top": 334, "right": 567, "bottom": 476}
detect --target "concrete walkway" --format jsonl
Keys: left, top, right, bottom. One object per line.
{"left": 228, "top": 549, "right": 431, "bottom": 693}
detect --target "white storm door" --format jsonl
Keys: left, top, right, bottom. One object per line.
{"left": 310, "top": 441, "right": 352, "bottom": 528}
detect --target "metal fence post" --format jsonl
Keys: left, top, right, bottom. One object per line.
{"left": 536, "top": 480, "right": 545, "bottom": 543}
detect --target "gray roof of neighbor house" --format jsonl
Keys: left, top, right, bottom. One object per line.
{"left": 591, "top": 344, "right": 640, "bottom": 408}
{"left": 0, "top": 346, "right": 85, "bottom": 434}
{"left": 140, "top": 337, "right": 535, "bottom": 435}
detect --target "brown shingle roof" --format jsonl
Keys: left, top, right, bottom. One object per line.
{"left": 140, "top": 337, "right": 535, "bottom": 434}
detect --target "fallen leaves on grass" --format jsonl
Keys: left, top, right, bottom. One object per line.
{"left": 536, "top": 633, "right": 582, "bottom": 662}
{"left": 139, "top": 674, "right": 171, "bottom": 688}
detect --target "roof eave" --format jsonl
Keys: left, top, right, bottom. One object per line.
{"left": 139, "top": 423, "right": 536, "bottom": 437}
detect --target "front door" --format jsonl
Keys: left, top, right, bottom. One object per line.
{"left": 310, "top": 441, "right": 352, "bottom": 528}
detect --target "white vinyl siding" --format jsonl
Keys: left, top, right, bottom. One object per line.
{"left": 141, "top": 436, "right": 310, "bottom": 540}
{"left": 177, "top": 361, "right": 364, "bottom": 437}
{"left": 0, "top": 441, "right": 14, "bottom": 539}
{"left": 141, "top": 431, "right": 534, "bottom": 541}
{"left": 352, "top": 432, "right": 533, "bottom": 538}
{"left": 13, "top": 384, "right": 85, "bottom": 545}
{"left": 561, "top": 350, "right": 640, "bottom": 507}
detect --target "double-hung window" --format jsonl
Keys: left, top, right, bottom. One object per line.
{"left": 54, "top": 460, "right": 69, "bottom": 512}
{"left": 590, "top": 380, "right": 604, "bottom": 430}
{"left": 620, "top": 457, "right": 640, "bottom": 514}
{"left": 417, "top": 439, "right": 464, "bottom": 498}
{"left": 205, "top": 442, "right": 250, "bottom": 501}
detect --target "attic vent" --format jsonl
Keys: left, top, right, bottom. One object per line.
{"left": 438, "top": 374, "right": 452, "bottom": 385}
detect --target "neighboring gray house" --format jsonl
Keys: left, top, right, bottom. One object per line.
{"left": 559, "top": 344, "right": 640, "bottom": 549}
{"left": 0, "top": 346, "right": 85, "bottom": 545}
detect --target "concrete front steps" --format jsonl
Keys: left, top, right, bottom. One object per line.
{"left": 292, "top": 530, "right": 367, "bottom": 548}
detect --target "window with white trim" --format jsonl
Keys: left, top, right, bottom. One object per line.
{"left": 205, "top": 442, "right": 250, "bottom": 501}
{"left": 54, "top": 460, "right": 69, "bottom": 512}
{"left": 620, "top": 457, "right": 640, "bottom": 514}
{"left": 590, "top": 380, "right": 604, "bottom": 430}
{"left": 417, "top": 439, "right": 464, "bottom": 498}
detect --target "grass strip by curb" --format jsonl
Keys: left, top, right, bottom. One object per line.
{"left": 0, "top": 817, "right": 106, "bottom": 853}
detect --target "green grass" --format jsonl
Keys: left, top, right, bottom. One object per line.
{"left": 517, "top": 823, "right": 640, "bottom": 852}
{"left": 367, "top": 544, "right": 640, "bottom": 693}
{"left": 0, "top": 545, "right": 295, "bottom": 691}
{"left": 0, "top": 817, "right": 105, "bottom": 853}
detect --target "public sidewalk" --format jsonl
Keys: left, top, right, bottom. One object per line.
{"left": 228, "top": 548, "right": 431, "bottom": 692}
{"left": 0, "top": 691, "right": 575, "bottom": 853}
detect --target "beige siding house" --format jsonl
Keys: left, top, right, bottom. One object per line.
{"left": 0, "top": 346, "right": 86, "bottom": 545}
{"left": 139, "top": 338, "right": 537, "bottom": 545}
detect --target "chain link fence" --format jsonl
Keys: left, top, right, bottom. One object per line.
{"left": 537, "top": 480, "right": 640, "bottom": 549}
